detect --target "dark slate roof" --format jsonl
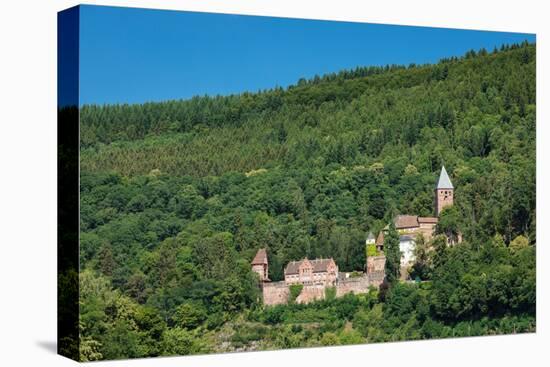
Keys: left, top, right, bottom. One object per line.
{"left": 399, "top": 234, "right": 415, "bottom": 241}
{"left": 436, "top": 166, "right": 454, "bottom": 189}
{"left": 251, "top": 248, "right": 268, "bottom": 265}
{"left": 394, "top": 215, "right": 419, "bottom": 229}
{"left": 284, "top": 258, "right": 336, "bottom": 275}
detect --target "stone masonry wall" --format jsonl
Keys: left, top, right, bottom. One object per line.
{"left": 295, "top": 284, "right": 326, "bottom": 304}
{"left": 367, "top": 272, "right": 385, "bottom": 288}
{"left": 263, "top": 274, "right": 380, "bottom": 305}
{"left": 335, "top": 276, "right": 370, "bottom": 297}
{"left": 262, "top": 282, "right": 289, "bottom": 305}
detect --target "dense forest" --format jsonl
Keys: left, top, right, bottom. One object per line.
{"left": 75, "top": 42, "right": 536, "bottom": 361}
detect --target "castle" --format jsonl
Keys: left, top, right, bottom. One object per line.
{"left": 284, "top": 258, "right": 338, "bottom": 286}
{"left": 252, "top": 166, "right": 457, "bottom": 305}
{"left": 252, "top": 250, "right": 385, "bottom": 305}
{"left": 371, "top": 166, "right": 458, "bottom": 265}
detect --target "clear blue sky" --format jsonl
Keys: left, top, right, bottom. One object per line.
{"left": 78, "top": 5, "right": 535, "bottom": 106}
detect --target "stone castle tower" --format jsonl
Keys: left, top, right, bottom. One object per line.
{"left": 435, "top": 166, "right": 454, "bottom": 216}
{"left": 251, "top": 248, "right": 269, "bottom": 282}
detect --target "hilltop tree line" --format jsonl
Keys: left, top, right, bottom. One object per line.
{"left": 75, "top": 42, "right": 536, "bottom": 360}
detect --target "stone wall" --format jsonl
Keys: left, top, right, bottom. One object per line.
{"left": 367, "top": 255, "right": 386, "bottom": 273}
{"left": 367, "top": 271, "right": 385, "bottom": 288}
{"left": 335, "top": 276, "right": 370, "bottom": 297}
{"left": 295, "top": 284, "right": 326, "bottom": 304}
{"left": 366, "top": 255, "right": 386, "bottom": 288}
{"left": 436, "top": 188, "right": 453, "bottom": 215}
{"left": 252, "top": 264, "right": 267, "bottom": 281}
{"left": 418, "top": 223, "right": 437, "bottom": 240}
{"left": 262, "top": 282, "right": 289, "bottom": 305}
{"left": 262, "top": 254, "right": 388, "bottom": 305}
{"left": 262, "top": 274, "right": 379, "bottom": 305}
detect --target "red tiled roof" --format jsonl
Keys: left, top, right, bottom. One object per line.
{"left": 311, "top": 258, "right": 336, "bottom": 273}
{"left": 284, "top": 260, "right": 301, "bottom": 275}
{"left": 284, "top": 258, "right": 336, "bottom": 275}
{"left": 418, "top": 216, "right": 438, "bottom": 224}
{"left": 251, "top": 248, "right": 268, "bottom": 265}
{"left": 394, "top": 215, "right": 419, "bottom": 229}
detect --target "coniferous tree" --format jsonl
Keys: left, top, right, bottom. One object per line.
{"left": 411, "top": 233, "right": 431, "bottom": 280}
{"left": 74, "top": 43, "right": 536, "bottom": 359}
{"left": 384, "top": 222, "right": 401, "bottom": 283}
{"left": 97, "top": 242, "right": 114, "bottom": 277}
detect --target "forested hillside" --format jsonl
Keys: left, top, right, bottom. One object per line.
{"left": 76, "top": 42, "right": 536, "bottom": 360}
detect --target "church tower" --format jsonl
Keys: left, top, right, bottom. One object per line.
{"left": 435, "top": 166, "right": 454, "bottom": 216}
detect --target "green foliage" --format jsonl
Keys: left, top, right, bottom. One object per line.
{"left": 230, "top": 323, "right": 269, "bottom": 347}
{"left": 437, "top": 206, "right": 461, "bottom": 243}
{"left": 320, "top": 332, "right": 339, "bottom": 346}
{"left": 289, "top": 284, "right": 304, "bottom": 303}
{"left": 509, "top": 235, "right": 529, "bottom": 253}
{"left": 77, "top": 43, "right": 536, "bottom": 359}
{"left": 173, "top": 302, "right": 207, "bottom": 330}
{"left": 432, "top": 235, "right": 449, "bottom": 270}
{"left": 161, "top": 328, "right": 206, "bottom": 356}
{"left": 384, "top": 222, "right": 401, "bottom": 283}
{"left": 338, "top": 328, "right": 364, "bottom": 345}
{"left": 325, "top": 286, "right": 337, "bottom": 301}
{"left": 79, "top": 336, "right": 102, "bottom": 361}
{"left": 366, "top": 243, "right": 378, "bottom": 257}
{"left": 411, "top": 233, "right": 431, "bottom": 280}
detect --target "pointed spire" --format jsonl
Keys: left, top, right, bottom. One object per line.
{"left": 436, "top": 166, "right": 453, "bottom": 189}
{"left": 251, "top": 248, "right": 268, "bottom": 265}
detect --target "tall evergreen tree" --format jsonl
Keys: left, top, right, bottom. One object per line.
{"left": 74, "top": 43, "right": 536, "bottom": 359}
{"left": 384, "top": 222, "right": 401, "bottom": 283}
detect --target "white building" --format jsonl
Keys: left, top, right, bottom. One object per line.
{"left": 399, "top": 234, "right": 416, "bottom": 265}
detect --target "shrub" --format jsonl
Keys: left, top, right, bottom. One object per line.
{"left": 325, "top": 286, "right": 336, "bottom": 301}
{"left": 366, "top": 243, "right": 378, "bottom": 257}
{"left": 320, "top": 332, "right": 339, "bottom": 346}
{"left": 289, "top": 284, "right": 303, "bottom": 303}
{"left": 509, "top": 235, "right": 529, "bottom": 253}
{"left": 339, "top": 329, "right": 364, "bottom": 345}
